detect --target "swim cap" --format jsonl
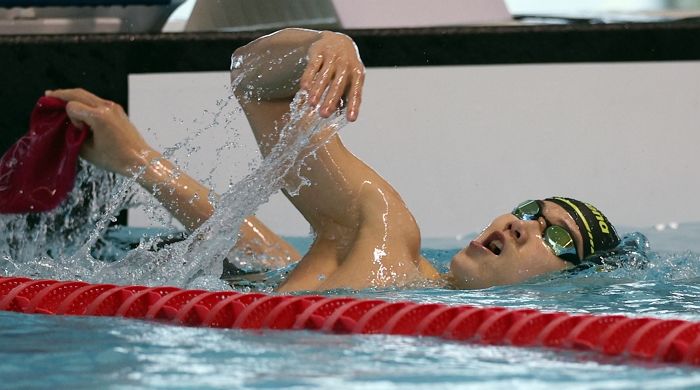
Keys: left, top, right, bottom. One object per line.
{"left": 0, "top": 96, "right": 88, "bottom": 213}
{"left": 545, "top": 197, "right": 621, "bottom": 263}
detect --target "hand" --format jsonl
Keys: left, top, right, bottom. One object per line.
{"left": 299, "top": 31, "right": 365, "bottom": 122}
{"left": 45, "top": 88, "right": 156, "bottom": 176}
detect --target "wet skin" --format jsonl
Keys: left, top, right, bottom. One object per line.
{"left": 47, "top": 29, "right": 590, "bottom": 292}
{"left": 449, "top": 200, "right": 586, "bottom": 289}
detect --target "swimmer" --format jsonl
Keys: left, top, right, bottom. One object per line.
{"left": 45, "top": 28, "right": 622, "bottom": 292}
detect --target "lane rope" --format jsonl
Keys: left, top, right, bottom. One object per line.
{"left": 1, "top": 276, "right": 698, "bottom": 366}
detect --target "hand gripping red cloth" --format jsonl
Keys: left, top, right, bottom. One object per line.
{"left": 0, "top": 96, "right": 89, "bottom": 213}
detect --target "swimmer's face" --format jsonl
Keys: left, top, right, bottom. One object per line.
{"left": 449, "top": 200, "right": 585, "bottom": 289}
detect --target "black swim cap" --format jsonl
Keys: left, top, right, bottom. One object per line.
{"left": 545, "top": 197, "right": 621, "bottom": 263}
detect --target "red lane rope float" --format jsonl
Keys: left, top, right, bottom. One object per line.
{"left": 25, "top": 281, "right": 88, "bottom": 315}
{"left": 1, "top": 276, "right": 699, "bottom": 366}
{"left": 56, "top": 283, "right": 117, "bottom": 315}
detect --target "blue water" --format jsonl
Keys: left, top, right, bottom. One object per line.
{"left": 2, "top": 223, "right": 700, "bottom": 389}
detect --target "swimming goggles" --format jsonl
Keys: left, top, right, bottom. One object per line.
{"left": 512, "top": 200, "right": 580, "bottom": 265}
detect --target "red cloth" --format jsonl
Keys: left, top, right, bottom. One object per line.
{"left": 0, "top": 96, "right": 89, "bottom": 213}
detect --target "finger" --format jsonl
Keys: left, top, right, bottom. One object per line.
{"left": 47, "top": 88, "right": 102, "bottom": 107}
{"left": 346, "top": 71, "right": 364, "bottom": 122}
{"left": 300, "top": 54, "right": 324, "bottom": 91}
{"left": 320, "top": 70, "right": 347, "bottom": 118}
{"left": 46, "top": 88, "right": 104, "bottom": 107}
{"left": 309, "top": 58, "right": 336, "bottom": 106}
{"left": 65, "top": 101, "right": 100, "bottom": 129}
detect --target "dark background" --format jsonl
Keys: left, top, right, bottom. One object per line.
{"left": 2, "top": 22, "right": 700, "bottom": 152}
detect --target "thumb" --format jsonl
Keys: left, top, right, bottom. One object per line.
{"left": 65, "top": 101, "right": 98, "bottom": 129}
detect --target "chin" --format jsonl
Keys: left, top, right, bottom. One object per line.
{"left": 449, "top": 255, "right": 474, "bottom": 289}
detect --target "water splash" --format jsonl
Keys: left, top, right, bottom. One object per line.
{"left": 0, "top": 49, "right": 346, "bottom": 290}
{"left": 0, "top": 165, "right": 125, "bottom": 279}
{"left": 92, "top": 90, "right": 345, "bottom": 289}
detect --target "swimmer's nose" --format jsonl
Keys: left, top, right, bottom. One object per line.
{"left": 507, "top": 219, "right": 531, "bottom": 245}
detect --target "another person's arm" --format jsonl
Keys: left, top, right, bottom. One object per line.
{"left": 44, "top": 88, "right": 300, "bottom": 263}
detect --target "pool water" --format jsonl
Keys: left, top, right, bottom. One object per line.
{"left": 3, "top": 51, "right": 698, "bottom": 388}
{"left": 1, "top": 310, "right": 697, "bottom": 390}
{"left": 2, "top": 224, "right": 700, "bottom": 389}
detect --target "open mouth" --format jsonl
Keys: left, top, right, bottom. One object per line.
{"left": 482, "top": 231, "right": 505, "bottom": 256}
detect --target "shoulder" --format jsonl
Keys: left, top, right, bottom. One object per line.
{"left": 356, "top": 180, "right": 422, "bottom": 259}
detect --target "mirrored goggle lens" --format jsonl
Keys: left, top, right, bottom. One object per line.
{"left": 512, "top": 200, "right": 540, "bottom": 220}
{"left": 544, "top": 225, "right": 577, "bottom": 259}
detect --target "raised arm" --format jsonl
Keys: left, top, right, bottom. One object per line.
{"left": 230, "top": 29, "right": 437, "bottom": 291}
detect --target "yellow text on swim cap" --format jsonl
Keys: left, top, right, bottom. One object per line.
{"left": 586, "top": 204, "right": 610, "bottom": 234}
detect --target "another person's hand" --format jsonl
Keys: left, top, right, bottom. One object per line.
{"left": 300, "top": 31, "right": 365, "bottom": 121}
{"left": 45, "top": 88, "right": 156, "bottom": 176}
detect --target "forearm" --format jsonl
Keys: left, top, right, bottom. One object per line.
{"left": 231, "top": 28, "right": 323, "bottom": 101}
{"left": 135, "top": 152, "right": 300, "bottom": 261}
{"left": 235, "top": 215, "right": 301, "bottom": 266}
{"left": 135, "top": 151, "right": 214, "bottom": 232}
{"left": 45, "top": 87, "right": 300, "bottom": 263}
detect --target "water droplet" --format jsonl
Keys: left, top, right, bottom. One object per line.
{"left": 230, "top": 55, "right": 243, "bottom": 70}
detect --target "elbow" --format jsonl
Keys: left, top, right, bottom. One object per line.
{"left": 230, "top": 47, "right": 249, "bottom": 99}
{"left": 232, "top": 28, "right": 317, "bottom": 61}
{"left": 230, "top": 28, "right": 322, "bottom": 101}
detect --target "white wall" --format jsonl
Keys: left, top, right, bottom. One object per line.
{"left": 164, "top": 0, "right": 678, "bottom": 33}
{"left": 331, "top": 0, "right": 510, "bottom": 28}
{"left": 129, "top": 61, "right": 700, "bottom": 238}
{"left": 505, "top": 0, "right": 664, "bottom": 14}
